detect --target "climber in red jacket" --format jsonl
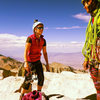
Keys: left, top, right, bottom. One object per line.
{"left": 21, "top": 19, "right": 50, "bottom": 96}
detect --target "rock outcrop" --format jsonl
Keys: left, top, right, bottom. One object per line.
{"left": 49, "top": 62, "right": 74, "bottom": 73}
{"left": 0, "top": 68, "right": 17, "bottom": 79}
{"left": 0, "top": 54, "right": 22, "bottom": 71}
{"left": 0, "top": 54, "right": 22, "bottom": 78}
{"left": 43, "top": 62, "right": 87, "bottom": 73}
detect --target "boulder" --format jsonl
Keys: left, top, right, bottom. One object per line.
{"left": 0, "top": 68, "right": 17, "bottom": 78}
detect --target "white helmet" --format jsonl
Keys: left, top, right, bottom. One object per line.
{"left": 32, "top": 19, "right": 43, "bottom": 31}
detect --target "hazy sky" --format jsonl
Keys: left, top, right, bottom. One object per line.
{"left": 0, "top": 0, "right": 90, "bottom": 58}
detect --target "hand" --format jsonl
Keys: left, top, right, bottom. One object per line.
{"left": 83, "top": 61, "right": 88, "bottom": 70}
{"left": 24, "top": 62, "right": 30, "bottom": 72}
{"left": 46, "top": 64, "right": 50, "bottom": 72}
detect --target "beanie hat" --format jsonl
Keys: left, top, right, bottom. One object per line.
{"left": 32, "top": 19, "right": 43, "bottom": 31}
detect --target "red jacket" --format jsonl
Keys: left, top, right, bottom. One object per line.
{"left": 27, "top": 34, "right": 44, "bottom": 62}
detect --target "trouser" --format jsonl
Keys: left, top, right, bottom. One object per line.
{"left": 90, "top": 65, "right": 100, "bottom": 94}
{"left": 22, "top": 60, "right": 44, "bottom": 90}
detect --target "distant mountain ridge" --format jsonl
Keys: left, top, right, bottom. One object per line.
{"left": 14, "top": 52, "right": 84, "bottom": 69}
{"left": 0, "top": 54, "right": 86, "bottom": 79}
{"left": 42, "top": 52, "right": 84, "bottom": 69}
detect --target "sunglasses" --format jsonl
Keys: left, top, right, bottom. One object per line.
{"left": 36, "top": 27, "right": 44, "bottom": 30}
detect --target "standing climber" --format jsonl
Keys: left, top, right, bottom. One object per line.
{"left": 82, "top": 0, "right": 100, "bottom": 99}
{"left": 21, "top": 19, "right": 50, "bottom": 96}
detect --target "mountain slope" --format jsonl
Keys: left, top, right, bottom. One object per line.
{"left": 0, "top": 54, "right": 22, "bottom": 71}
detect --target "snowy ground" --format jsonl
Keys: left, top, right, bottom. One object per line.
{"left": 43, "top": 72, "right": 96, "bottom": 100}
{"left": 0, "top": 71, "right": 96, "bottom": 100}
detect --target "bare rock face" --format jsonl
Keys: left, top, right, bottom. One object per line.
{"left": 43, "top": 62, "right": 74, "bottom": 73}
{"left": 0, "top": 70, "right": 3, "bottom": 77}
{"left": 0, "top": 55, "right": 22, "bottom": 78}
{"left": 0, "top": 68, "right": 17, "bottom": 78}
{"left": 43, "top": 62, "right": 87, "bottom": 74}
{"left": 0, "top": 76, "right": 24, "bottom": 100}
{"left": 0, "top": 55, "right": 22, "bottom": 71}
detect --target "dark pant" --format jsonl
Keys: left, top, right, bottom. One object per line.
{"left": 90, "top": 65, "right": 100, "bottom": 94}
{"left": 22, "top": 60, "right": 44, "bottom": 90}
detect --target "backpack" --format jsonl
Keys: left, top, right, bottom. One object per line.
{"left": 22, "top": 90, "right": 42, "bottom": 100}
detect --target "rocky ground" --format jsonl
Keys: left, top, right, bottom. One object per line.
{"left": 0, "top": 71, "right": 96, "bottom": 100}
{"left": 0, "top": 54, "right": 94, "bottom": 100}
